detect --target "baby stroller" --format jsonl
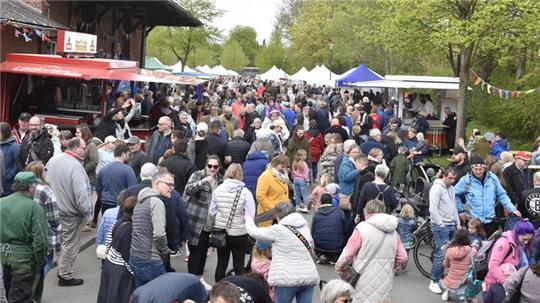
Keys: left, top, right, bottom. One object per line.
{"left": 403, "top": 160, "right": 442, "bottom": 218}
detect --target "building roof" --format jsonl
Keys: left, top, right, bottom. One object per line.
{"left": 96, "top": 0, "right": 202, "bottom": 27}
{"left": 0, "top": 0, "right": 68, "bottom": 29}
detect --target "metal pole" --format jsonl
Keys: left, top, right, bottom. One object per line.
{"left": 329, "top": 43, "right": 335, "bottom": 80}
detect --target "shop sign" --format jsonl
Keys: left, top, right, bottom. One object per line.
{"left": 57, "top": 30, "right": 97, "bottom": 54}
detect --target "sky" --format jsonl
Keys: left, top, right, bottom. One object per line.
{"left": 212, "top": 0, "right": 281, "bottom": 44}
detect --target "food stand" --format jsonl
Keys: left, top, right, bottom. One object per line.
{"left": 0, "top": 31, "right": 206, "bottom": 138}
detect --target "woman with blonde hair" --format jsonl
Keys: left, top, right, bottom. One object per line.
{"left": 209, "top": 163, "right": 256, "bottom": 282}
{"left": 24, "top": 160, "right": 61, "bottom": 300}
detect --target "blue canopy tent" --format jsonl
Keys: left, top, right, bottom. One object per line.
{"left": 336, "top": 64, "right": 383, "bottom": 87}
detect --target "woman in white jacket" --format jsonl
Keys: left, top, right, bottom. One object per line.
{"left": 245, "top": 202, "right": 319, "bottom": 303}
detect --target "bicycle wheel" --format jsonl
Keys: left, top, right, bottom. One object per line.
{"left": 413, "top": 232, "right": 435, "bottom": 279}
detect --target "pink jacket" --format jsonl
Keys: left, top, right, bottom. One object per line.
{"left": 292, "top": 162, "right": 309, "bottom": 182}
{"left": 443, "top": 246, "right": 475, "bottom": 289}
{"left": 485, "top": 231, "right": 521, "bottom": 289}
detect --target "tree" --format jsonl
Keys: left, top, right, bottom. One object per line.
{"left": 221, "top": 40, "right": 249, "bottom": 72}
{"left": 228, "top": 26, "right": 259, "bottom": 65}
{"left": 255, "top": 28, "right": 286, "bottom": 72}
{"left": 146, "top": 0, "right": 223, "bottom": 71}
{"left": 275, "top": 0, "right": 303, "bottom": 44}
{"left": 373, "top": 0, "right": 539, "bottom": 145}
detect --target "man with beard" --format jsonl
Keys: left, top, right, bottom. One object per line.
{"left": 447, "top": 147, "right": 470, "bottom": 182}
{"left": 17, "top": 116, "right": 53, "bottom": 170}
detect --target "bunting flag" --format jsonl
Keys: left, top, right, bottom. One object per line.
{"left": 470, "top": 70, "right": 540, "bottom": 99}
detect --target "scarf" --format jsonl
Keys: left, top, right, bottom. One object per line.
{"left": 272, "top": 167, "right": 290, "bottom": 184}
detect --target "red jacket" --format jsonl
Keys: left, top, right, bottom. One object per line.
{"left": 304, "top": 129, "right": 325, "bottom": 163}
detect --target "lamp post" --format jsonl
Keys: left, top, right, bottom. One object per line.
{"left": 329, "top": 43, "right": 335, "bottom": 80}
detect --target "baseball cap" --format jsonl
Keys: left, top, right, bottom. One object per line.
{"left": 452, "top": 147, "right": 466, "bottom": 155}
{"left": 197, "top": 122, "right": 208, "bottom": 133}
{"left": 18, "top": 112, "right": 31, "bottom": 121}
{"left": 14, "top": 172, "right": 41, "bottom": 186}
{"left": 515, "top": 151, "right": 531, "bottom": 161}
{"left": 140, "top": 163, "right": 157, "bottom": 180}
{"left": 125, "top": 136, "right": 144, "bottom": 145}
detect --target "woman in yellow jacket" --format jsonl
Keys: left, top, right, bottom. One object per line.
{"left": 256, "top": 155, "right": 290, "bottom": 226}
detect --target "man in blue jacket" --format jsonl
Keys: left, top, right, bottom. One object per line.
{"left": 454, "top": 157, "right": 521, "bottom": 236}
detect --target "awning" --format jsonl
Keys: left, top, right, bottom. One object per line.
{"left": 350, "top": 80, "right": 460, "bottom": 90}
{"left": 0, "top": 53, "right": 207, "bottom": 85}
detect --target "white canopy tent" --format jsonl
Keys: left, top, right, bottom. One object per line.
{"left": 197, "top": 65, "right": 213, "bottom": 74}
{"left": 260, "top": 66, "right": 288, "bottom": 81}
{"left": 290, "top": 67, "right": 309, "bottom": 81}
{"left": 209, "top": 65, "right": 238, "bottom": 76}
{"left": 171, "top": 62, "right": 199, "bottom": 74}
{"left": 351, "top": 75, "right": 462, "bottom": 120}
{"left": 305, "top": 65, "right": 339, "bottom": 86}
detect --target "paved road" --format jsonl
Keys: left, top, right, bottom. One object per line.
{"left": 42, "top": 212, "right": 443, "bottom": 303}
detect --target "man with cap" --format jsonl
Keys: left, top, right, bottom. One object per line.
{"left": 13, "top": 112, "right": 31, "bottom": 144}
{"left": 147, "top": 116, "right": 173, "bottom": 164}
{"left": 503, "top": 152, "right": 533, "bottom": 224}
{"left": 454, "top": 156, "right": 521, "bottom": 236}
{"left": 0, "top": 172, "right": 48, "bottom": 301}
{"left": 17, "top": 115, "right": 54, "bottom": 170}
{"left": 521, "top": 171, "right": 540, "bottom": 228}
{"left": 46, "top": 137, "right": 92, "bottom": 286}
{"left": 126, "top": 136, "right": 149, "bottom": 181}
{"left": 447, "top": 147, "right": 470, "bottom": 182}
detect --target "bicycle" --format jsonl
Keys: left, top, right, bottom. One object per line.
{"left": 412, "top": 217, "right": 434, "bottom": 279}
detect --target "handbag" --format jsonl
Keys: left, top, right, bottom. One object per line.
{"left": 340, "top": 233, "right": 386, "bottom": 288}
{"left": 501, "top": 268, "right": 527, "bottom": 303}
{"left": 209, "top": 189, "right": 243, "bottom": 248}
{"left": 338, "top": 194, "right": 352, "bottom": 211}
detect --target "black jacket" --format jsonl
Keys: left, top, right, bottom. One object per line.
{"left": 244, "top": 111, "right": 260, "bottom": 132}
{"left": 160, "top": 154, "right": 196, "bottom": 195}
{"left": 521, "top": 187, "right": 540, "bottom": 227}
{"left": 356, "top": 182, "right": 398, "bottom": 220}
{"left": 314, "top": 108, "right": 331, "bottom": 133}
{"left": 350, "top": 168, "right": 375, "bottom": 212}
{"left": 503, "top": 163, "right": 532, "bottom": 212}
{"left": 17, "top": 128, "right": 54, "bottom": 170}
{"left": 311, "top": 205, "right": 347, "bottom": 251}
{"left": 95, "top": 108, "right": 123, "bottom": 141}
{"left": 413, "top": 116, "right": 429, "bottom": 134}
{"left": 228, "top": 137, "right": 251, "bottom": 164}
{"left": 448, "top": 160, "right": 470, "bottom": 182}
{"left": 128, "top": 150, "right": 150, "bottom": 182}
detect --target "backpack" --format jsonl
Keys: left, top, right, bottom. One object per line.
{"left": 373, "top": 182, "right": 390, "bottom": 205}
{"left": 473, "top": 231, "right": 511, "bottom": 280}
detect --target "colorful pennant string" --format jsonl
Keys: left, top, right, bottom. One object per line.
{"left": 470, "top": 71, "right": 539, "bottom": 99}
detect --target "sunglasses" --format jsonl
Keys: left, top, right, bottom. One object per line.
{"left": 207, "top": 164, "right": 219, "bottom": 169}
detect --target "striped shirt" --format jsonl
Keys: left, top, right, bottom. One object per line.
{"left": 34, "top": 184, "right": 61, "bottom": 254}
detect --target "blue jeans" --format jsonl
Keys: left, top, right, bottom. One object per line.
{"left": 275, "top": 285, "right": 314, "bottom": 303}
{"left": 293, "top": 179, "right": 309, "bottom": 207}
{"left": 430, "top": 223, "right": 456, "bottom": 281}
{"left": 44, "top": 253, "right": 53, "bottom": 277}
{"left": 129, "top": 256, "right": 166, "bottom": 288}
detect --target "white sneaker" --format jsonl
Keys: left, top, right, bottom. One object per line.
{"left": 429, "top": 281, "right": 443, "bottom": 294}
{"left": 200, "top": 277, "right": 212, "bottom": 291}
{"left": 300, "top": 206, "right": 309, "bottom": 213}
{"left": 441, "top": 290, "right": 449, "bottom": 301}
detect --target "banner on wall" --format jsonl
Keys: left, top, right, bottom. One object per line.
{"left": 57, "top": 30, "right": 97, "bottom": 54}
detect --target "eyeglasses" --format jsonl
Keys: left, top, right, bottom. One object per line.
{"left": 159, "top": 181, "right": 175, "bottom": 188}
{"left": 207, "top": 164, "right": 219, "bottom": 169}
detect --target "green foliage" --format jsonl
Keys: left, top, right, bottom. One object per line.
{"left": 255, "top": 28, "right": 286, "bottom": 72}
{"left": 220, "top": 40, "right": 249, "bottom": 72}
{"left": 145, "top": 0, "right": 223, "bottom": 71}
{"left": 227, "top": 26, "right": 259, "bottom": 65}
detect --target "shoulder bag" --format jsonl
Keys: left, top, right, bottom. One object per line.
{"left": 209, "top": 189, "right": 243, "bottom": 248}
{"left": 340, "top": 233, "right": 387, "bottom": 288}
{"left": 284, "top": 224, "right": 317, "bottom": 260}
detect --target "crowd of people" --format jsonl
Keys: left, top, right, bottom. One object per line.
{"left": 0, "top": 76, "right": 539, "bottom": 303}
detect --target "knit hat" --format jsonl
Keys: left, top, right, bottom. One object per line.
{"left": 325, "top": 183, "right": 340, "bottom": 195}
{"left": 515, "top": 151, "right": 531, "bottom": 161}
{"left": 13, "top": 172, "right": 41, "bottom": 186}
{"left": 321, "top": 193, "right": 333, "bottom": 205}
{"left": 140, "top": 163, "right": 157, "bottom": 180}
{"left": 470, "top": 157, "right": 486, "bottom": 169}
